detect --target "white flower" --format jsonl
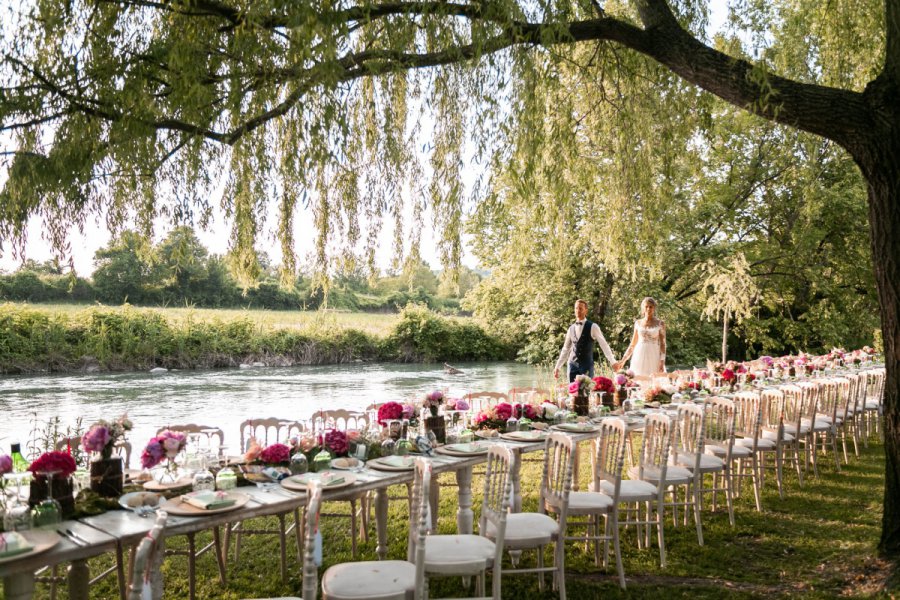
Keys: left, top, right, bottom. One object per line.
{"left": 542, "top": 402, "right": 558, "bottom": 418}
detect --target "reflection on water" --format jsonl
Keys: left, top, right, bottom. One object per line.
{"left": 0, "top": 362, "right": 551, "bottom": 456}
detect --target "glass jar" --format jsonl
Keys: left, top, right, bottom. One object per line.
{"left": 3, "top": 472, "right": 32, "bottom": 531}
{"left": 313, "top": 449, "right": 332, "bottom": 473}
{"left": 30, "top": 471, "right": 62, "bottom": 528}
{"left": 215, "top": 467, "right": 237, "bottom": 491}
{"left": 289, "top": 452, "right": 309, "bottom": 475}
{"left": 192, "top": 458, "right": 215, "bottom": 492}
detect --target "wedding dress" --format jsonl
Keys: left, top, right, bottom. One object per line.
{"left": 630, "top": 320, "right": 664, "bottom": 377}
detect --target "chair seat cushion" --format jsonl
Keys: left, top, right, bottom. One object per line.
{"left": 707, "top": 443, "right": 752, "bottom": 458}
{"left": 761, "top": 428, "right": 794, "bottom": 442}
{"left": 865, "top": 401, "right": 880, "bottom": 409}
{"left": 486, "top": 512, "right": 558, "bottom": 548}
{"left": 675, "top": 452, "right": 725, "bottom": 472}
{"left": 628, "top": 465, "right": 693, "bottom": 485}
{"left": 425, "top": 535, "right": 495, "bottom": 573}
{"left": 599, "top": 479, "right": 658, "bottom": 502}
{"left": 801, "top": 418, "right": 832, "bottom": 432}
{"left": 736, "top": 437, "right": 776, "bottom": 450}
{"left": 322, "top": 560, "right": 415, "bottom": 599}
{"left": 784, "top": 423, "right": 810, "bottom": 436}
{"left": 565, "top": 491, "right": 614, "bottom": 514}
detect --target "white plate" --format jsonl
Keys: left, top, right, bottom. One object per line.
{"left": 119, "top": 491, "right": 162, "bottom": 512}
{"left": 281, "top": 472, "right": 358, "bottom": 492}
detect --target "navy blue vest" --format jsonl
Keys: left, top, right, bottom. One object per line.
{"left": 573, "top": 320, "right": 594, "bottom": 369}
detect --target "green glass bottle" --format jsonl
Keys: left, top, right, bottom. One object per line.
{"left": 10, "top": 443, "right": 30, "bottom": 473}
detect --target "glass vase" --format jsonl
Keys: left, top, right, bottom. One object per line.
{"left": 30, "top": 471, "right": 62, "bottom": 528}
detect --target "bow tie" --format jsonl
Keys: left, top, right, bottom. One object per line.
{"left": 575, "top": 321, "right": 585, "bottom": 326}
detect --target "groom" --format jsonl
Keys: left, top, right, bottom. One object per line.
{"left": 553, "top": 299, "right": 618, "bottom": 382}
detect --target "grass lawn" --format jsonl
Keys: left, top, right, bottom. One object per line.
{"left": 36, "top": 437, "right": 890, "bottom": 599}
{"left": 3, "top": 302, "right": 415, "bottom": 336}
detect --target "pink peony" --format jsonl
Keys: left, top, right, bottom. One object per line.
{"left": 81, "top": 425, "right": 111, "bottom": 454}
{"left": 494, "top": 403, "right": 513, "bottom": 422}
{"left": 568, "top": 381, "right": 580, "bottom": 394}
{"left": 454, "top": 399, "right": 469, "bottom": 411}
{"left": 615, "top": 373, "right": 628, "bottom": 386}
{"left": 141, "top": 439, "right": 165, "bottom": 469}
{"left": 28, "top": 451, "right": 77, "bottom": 478}
{"left": 401, "top": 403, "right": 416, "bottom": 419}
{"left": 324, "top": 430, "right": 349, "bottom": 456}
{"left": 260, "top": 443, "right": 291, "bottom": 465}
{"left": 377, "top": 402, "right": 404, "bottom": 426}
{"left": 0, "top": 454, "right": 12, "bottom": 475}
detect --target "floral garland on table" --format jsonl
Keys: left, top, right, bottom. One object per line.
{"left": 141, "top": 430, "right": 187, "bottom": 470}
{"left": 643, "top": 386, "right": 673, "bottom": 405}
{"left": 472, "top": 401, "right": 544, "bottom": 431}
{"left": 81, "top": 413, "right": 132, "bottom": 461}
{"left": 28, "top": 451, "right": 77, "bottom": 479}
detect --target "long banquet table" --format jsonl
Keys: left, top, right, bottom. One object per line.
{"left": 0, "top": 429, "right": 606, "bottom": 600}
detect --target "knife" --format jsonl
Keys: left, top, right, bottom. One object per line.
{"left": 57, "top": 529, "right": 87, "bottom": 547}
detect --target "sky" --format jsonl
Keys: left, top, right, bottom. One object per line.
{"left": 0, "top": 3, "right": 731, "bottom": 277}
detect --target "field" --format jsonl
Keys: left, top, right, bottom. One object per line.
{"left": 7, "top": 302, "right": 411, "bottom": 336}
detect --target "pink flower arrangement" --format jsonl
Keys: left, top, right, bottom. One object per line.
{"left": 0, "top": 454, "right": 12, "bottom": 475}
{"left": 324, "top": 430, "right": 349, "bottom": 456}
{"left": 760, "top": 356, "right": 774, "bottom": 367}
{"left": 736, "top": 364, "right": 748, "bottom": 374}
{"left": 401, "top": 403, "right": 416, "bottom": 419}
{"left": 260, "top": 443, "right": 291, "bottom": 465}
{"left": 141, "top": 430, "right": 187, "bottom": 469}
{"left": 745, "top": 373, "right": 756, "bottom": 383}
{"left": 446, "top": 397, "right": 470, "bottom": 411}
{"left": 377, "top": 402, "right": 404, "bottom": 426}
{"left": 82, "top": 413, "right": 132, "bottom": 460}
{"left": 615, "top": 373, "right": 628, "bottom": 386}
{"left": 28, "top": 451, "right": 77, "bottom": 478}
{"left": 592, "top": 376, "right": 615, "bottom": 395}
{"left": 679, "top": 381, "right": 700, "bottom": 392}
{"left": 494, "top": 402, "right": 514, "bottom": 422}
{"left": 721, "top": 369, "right": 736, "bottom": 383}
{"left": 423, "top": 390, "right": 445, "bottom": 417}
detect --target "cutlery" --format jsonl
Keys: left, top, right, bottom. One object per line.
{"left": 57, "top": 529, "right": 87, "bottom": 547}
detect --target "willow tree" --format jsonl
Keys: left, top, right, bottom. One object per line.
{"left": 1, "top": 0, "right": 899, "bottom": 554}
{"left": 697, "top": 254, "right": 759, "bottom": 363}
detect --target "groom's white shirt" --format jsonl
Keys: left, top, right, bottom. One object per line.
{"left": 555, "top": 321, "right": 617, "bottom": 371}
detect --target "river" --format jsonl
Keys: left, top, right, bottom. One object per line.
{"left": 0, "top": 361, "right": 551, "bottom": 459}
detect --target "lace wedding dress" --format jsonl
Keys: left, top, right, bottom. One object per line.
{"left": 630, "top": 320, "right": 664, "bottom": 376}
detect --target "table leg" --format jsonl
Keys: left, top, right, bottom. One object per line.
{"left": 572, "top": 442, "right": 581, "bottom": 491}
{"left": 375, "top": 486, "right": 389, "bottom": 560}
{"left": 115, "top": 542, "right": 127, "bottom": 600}
{"left": 456, "top": 466, "right": 474, "bottom": 534}
{"left": 511, "top": 449, "right": 523, "bottom": 512}
{"left": 429, "top": 474, "right": 440, "bottom": 531}
{"left": 4, "top": 574, "right": 36, "bottom": 600}
{"left": 68, "top": 559, "right": 90, "bottom": 600}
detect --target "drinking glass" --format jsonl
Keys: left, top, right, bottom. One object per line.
{"left": 191, "top": 456, "right": 216, "bottom": 492}
{"left": 289, "top": 453, "right": 309, "bottom": 475}
{"left": 31, "top": 471, "right": 62, "bottom": 528}
{"left": 3, "top": 472, "right": 32, "bottom": 531}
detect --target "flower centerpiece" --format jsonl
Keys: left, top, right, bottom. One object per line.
{"left": 445, "top": 397, "right": 470, "bottom": 426}
{"left": 568, "top": 374, "right": 595, "bottom": 416}
{"left": 613, "top": 371, "right": 634, "bottom": 407}
{"left": 377, "top": 401, "right": 405, "bottom": 440}
{"left": 259, "top": 443, "right": 291, "bottom": 466}
{"left": 592, "top": 375, "right": 616, "bottom": 408}
{"left": 323, "top": 430, "right": 349, "bottom": 457}
{"left": 643, "top": 386, "right": 673, "bottom": 405}
{"left": 423, "top": 390, "right": 447, "bottom": 444}
{"left": 473, "top": 402, "right": 515, "bottom": 432}
{"left": 27, "top": 451, "right": 77, "bottom": 517}
{"left": 721, "top": 368, "right": 737, "bottom": 391}
{"left": 142, "top": 430, "right": 187, "bottom": 484}
{"left": 81, "top": 413, "right": 132, "bottom": 497}
{"left": 0, "top": 454, "right": 10, "bottom": 511}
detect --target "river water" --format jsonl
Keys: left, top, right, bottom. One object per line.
{"left": 0, "top": 361, "right": 550, "bottom": 458}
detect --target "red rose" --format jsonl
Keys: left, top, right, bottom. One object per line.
{"left": 28, "top": 451, "right": 77, "bottom": 479}
{"left": 377, "top": 402, "right": 404, "bottom": 426}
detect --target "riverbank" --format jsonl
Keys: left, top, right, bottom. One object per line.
{"left": 0, "top": 303, "right": 515, "bottom": 374}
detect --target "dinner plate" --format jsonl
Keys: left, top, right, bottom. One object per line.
{"left": 281, "top": 472, "right": 357, "bottom": 492}
{"left": 551, "top": 422, "right": 600, "bottom": 433}
{"left": 142, "top": 477, "right": 193, "bottom": 491}
{"left": 330, "top": 458, "right": 365, "bottom": 471}
{"left": 119, "top": 491, "right": 162, "bottom": 512}
{"left": 367, "top": 456, "right": 417, "bottom": 471}
{"left": 159, "top": 491, "right": 249, "bottom": 516}
{"left": 500, "top": 430, "right": 548, "bottom": 443}
{"left": 435, "top": 442, "right": 490, "bottom": 457}
{"left": 474, "top": 430, "right": 501, "bottom": 440}
{"left": 0, "top": 530, "right": 60, "bottom": 564}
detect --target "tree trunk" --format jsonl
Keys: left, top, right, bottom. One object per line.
{"left": 721, "top": 310, "right": 729, "bottom": 364}
{"left": 857, "top": 127, "right": 900, "bottom": 557}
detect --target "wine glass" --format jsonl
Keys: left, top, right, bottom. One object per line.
{"left": 191, "top": 456, "right": 215, "bottom": 492}
{"left": 30, "top": 471, "right": 62, "bottom": 528}
{"left": 3, "top": 472, "right": 32, "bottom": 531}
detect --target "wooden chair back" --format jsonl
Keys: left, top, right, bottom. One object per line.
{"left": 128, "top": 511, "right": 168, "bottom": 600}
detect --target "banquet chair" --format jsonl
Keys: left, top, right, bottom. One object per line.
{"left": 321, "top": 457, "right": 430, "bottom": 600}
{"left": 796, "top": 381, "right": 832, "bottom": 476}
{"left": 730, "top": 392, "right": 763, "bottom": 511}
{"left": 668, "top": 404, "right": 705, "bottom": 545}
{"left": 862, "top": 368, "right": 886, "bottom": 443}
{"left": 489, "top": 432, "right": 572, "bottom": 598}
{"left": 781, "top": 384, "right": 812, "bottom": 483}
{"left": 696, "top": 397, "right": 737, "bottom": 525}
{"left": 625, "top": 413, "right": 684, "bottom": 565}
{"left": 508, "top": 387, "right": 550, "bottom": 404}
{"left": 811, "top": 379, "right": 842, "bottom": 472}
{"left": 756, "top": 388, "right": 791, "bottom": 497}
{"left": 424, "top": 445, "right": 514, "bottom": 599}
{"left": 554, "top": 418, "right": 627, "bottom": 587}
{"left": 128, "top": 511, "right": 168, "bottom": 600}
{"left": 464, "top": 392, "right": 508, "bottom": 415}
{"left": 228, "top": 417, "right": 302, "bottom": 581}
{"left": 310, "top": 410, "right": 369, "bottom": 434}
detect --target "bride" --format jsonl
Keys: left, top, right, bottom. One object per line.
{"left": 614, "top": 297, "right": 666, "bottom": 376}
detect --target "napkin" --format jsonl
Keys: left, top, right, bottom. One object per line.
{"left": 0, "top": 532, "right": 31, "bottom": 557}
{"left": 449, "top": 443, "right": 481, "bottom": 453}
{"left": 319, "top": 472, "right": 345, "bottom": 486}
{"left": 383, "top": 455, "right": 414, "bottom": 467}
{"left": 181, "top": 490, "right": 236, "bottom": 510}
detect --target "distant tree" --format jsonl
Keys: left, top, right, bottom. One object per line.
{"left": 92, "top": 232, "right": 157, "bottom": 304}
{"left": 156, "top": 227, "right": 211, "bottom": 304}
{"left": 697, "top": 254, "right": 760, "bottom": 363}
